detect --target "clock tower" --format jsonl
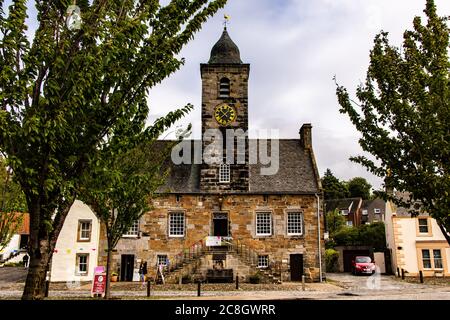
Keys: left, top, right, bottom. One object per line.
{"left": 200, "top": 27, "right": 250, "bottom": 192}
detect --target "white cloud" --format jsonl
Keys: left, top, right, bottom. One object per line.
{"left": 5, "top": 0, "right": 448, "bottom": 190}
{"left": 148, "top": 0, "right": 450, "bottom": 189}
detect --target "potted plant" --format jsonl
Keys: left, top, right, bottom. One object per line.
{"left": 111, "top": 272, "right": 118, "bottom": 282}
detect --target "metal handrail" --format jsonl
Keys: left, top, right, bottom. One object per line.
{"left": 168, "top": 239, "right": 206, "bottom": 273}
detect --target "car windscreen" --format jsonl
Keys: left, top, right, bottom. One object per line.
{"left": 355, "top": 257, "right": 371, "bottom": 263}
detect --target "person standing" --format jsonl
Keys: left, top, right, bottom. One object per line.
{"left": 142, "top": 261, "right": 147, "bottom": 285}
{"left": 138, "top": 261, "right": 144, "bottom": 282}
{"left": 22, "top": 253, "right": 30, "bottom": 268}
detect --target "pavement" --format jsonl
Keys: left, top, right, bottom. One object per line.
{"left": 0, "top": 267, "right": 28, "bottom": 285}
{"left": 0, "top": 268, "right": 448, "bottom": 300}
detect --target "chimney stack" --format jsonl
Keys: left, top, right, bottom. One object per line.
{"left": 300, "top": 124, "right": 312, "bottom": 150}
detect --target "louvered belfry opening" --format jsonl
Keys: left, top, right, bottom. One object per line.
{"left": 219, "top": 77, "right": 230, "bottom": 98}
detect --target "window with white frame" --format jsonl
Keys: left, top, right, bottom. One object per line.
{"left": 340, "top": 209, "right": 349, "bottom": 215}
{"left": 418, "top": 218, "right": 429, "bottom": 233}
{"left": 258, "top": 255, "right": 269, "bottom": 268}
{"left": 169, "top": 212, "right": 185, "bottom": 237}
{"left": 433, "top": 249, "right": 443, "bottom": 269}
{"left": 422, "top": 249, "right": 432, "bottom": 269}
{"left": 362, "top": 210, "right": 368, "bottom": 216}
{"left": 78, "top": 220, "right": 91, "bottom": 242}
{"left": 219, "top": 164, "right": 230, "bottom": 183}
{"left": 76, "top": 253, "right": 89, "bottom": 275}
{"left": 346, "top": 221, "right": 353, "bottom": 227}
{"left": 157, "top": 255, "right": 168, "bottom": 266}
{"left": 256, "top": 212, "right": 272, "bottom": 236}
{"left": 287, "top": 212, "right": 303, "bottom": 236}
{"left": 374, "top": 208, "right": 381, "bottom": 214}
{"left": 124, "top": 220, "right": 139, "bottom": 237}
{"left": 422, "top": 249, "right": 444, "bottom": 269}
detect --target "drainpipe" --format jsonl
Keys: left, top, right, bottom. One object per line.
{"left": 315, "top": 193, "right": 323, "bottom": 283}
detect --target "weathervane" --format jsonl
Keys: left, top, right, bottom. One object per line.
{"left": 223, "top": 14, "right": 231, "bottom": 30}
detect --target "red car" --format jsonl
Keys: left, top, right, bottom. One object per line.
{"left": 351, "top": 256, "right": 376, "bottom": 275}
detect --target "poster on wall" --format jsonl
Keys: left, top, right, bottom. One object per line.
{"left": 205, "top": 236, "right": 222, "bottom": 246}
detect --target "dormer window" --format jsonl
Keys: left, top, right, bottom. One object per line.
{"left": 219, "top": 78, "right": 230, "bottom": 98}
{"left": 219, "top": 164, "right": 230, "bottom": 183}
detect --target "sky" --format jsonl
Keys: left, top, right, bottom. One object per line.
{"left": 147, "top": 0, "right": 450, "bottom": 190}
{"left": 4, "top": 0, "right": 450, "bottom": 190}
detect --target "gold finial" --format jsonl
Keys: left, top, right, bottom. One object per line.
{"left": 224, "top": 14, "right": 231, "bottom": 30}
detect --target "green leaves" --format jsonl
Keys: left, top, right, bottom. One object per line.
{"left": 333, "top": 222, "right": 386, "bottom": 250}
{"left": 335, "top": 0, "right": 450, "bottom": 235}
{"left": 0, "top": 0, "right": 227, "bottom": 299}
{"left": 0, "top": 156, "right": 27, "bottom": 250}
{"left": 321, "top": 169, "right": 349, "bottom": 200}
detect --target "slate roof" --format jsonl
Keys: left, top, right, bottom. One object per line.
{"left": 208, "top": 28, "right": 243, "bottom": 64}
{"left": 156, "top": 139, "right": 320, "bottom": 194}
{"left": 324, "top": 198, "right": 362, "bottom": 215}
{"left": 361, "top": 198, "right": 386, "bottom": 216}
{"left": 393, "top": 191, "right": 428, "bottom": 217}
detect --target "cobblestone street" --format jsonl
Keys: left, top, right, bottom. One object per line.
{"left": 0, "top": 268, "right": 448, "bottom": 300}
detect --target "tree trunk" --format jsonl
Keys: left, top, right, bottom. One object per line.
{"left": 21, "top": 199, "right": 48, "bottom": 300}
{"left": 21, "top": 197, "right": 73, "bottom": 300}
{"left": 21, "top": 242, "right": 51, "bottom": 300}
{"left": 104, "top": 247, "right": 112, "bottom": 299}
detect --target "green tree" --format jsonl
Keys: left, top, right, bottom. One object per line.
{"left": 321, "top": 169, "right": 349, "bottom": 200}
{"left": 335, "top": 0, "right": 450, "bottom": 242}
{"left": 79, "top": 131, "right": 183, "bottom": 299}
{"left": 333, "top": 222, "right": 386, "bottom": 250}
{"left": 333, "top": 226, "right": 360, "bottom": 246}
{"left": 358, "top": 222, "right": 386, "bottom": 251}
{"left": 325, "top": 248, "right": 339, "bottom": 273}
{"left": 326, "top": 209, "right": 346, "bottom": 236}
{"left": 0, "top": 157, "right": 27, "bottom": 251}
{"left": 0, "top": 0, "right": 227, "bottom": 300}
{"left": 346, "top": 177, "right": 372, "bottom": 199}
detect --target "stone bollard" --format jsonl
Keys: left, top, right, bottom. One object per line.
{"left": 146, "top": 280, "right": 151, "bottom": 297}
{"left": 44, "top": 280, "right": 50, "bottom": 297}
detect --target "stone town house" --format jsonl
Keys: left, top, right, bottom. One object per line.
{"left": 98, "top": 27, "right": 325, "bottom": 283}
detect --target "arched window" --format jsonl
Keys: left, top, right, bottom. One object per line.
{"left": 219, "top": 78, "right": 230, "bottom": 98}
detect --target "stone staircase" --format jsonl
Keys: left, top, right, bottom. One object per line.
{"left": 230, "top": 240, "right": 282, "bottom": 284}
{"left": 0, "top": 249, "right": 27, "bottom": 266}
{"left": 157, "top": 239, "right": 282, "bottom": 284}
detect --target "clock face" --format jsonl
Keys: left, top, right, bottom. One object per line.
{"left": 214, "top": 104, "right": 237, "bottom": 126}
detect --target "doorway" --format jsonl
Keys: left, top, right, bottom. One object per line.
{"left": 120, "top": 254, "right": 135, "bottom": 282}
{"left": 290, "top": 254, "right": 303, "bottom": 281}
{"left": 19, "top": 235, "right": 29, "bottom": 249}
{"left": 213, "top": 212, "right": 228, "bottom": 237}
